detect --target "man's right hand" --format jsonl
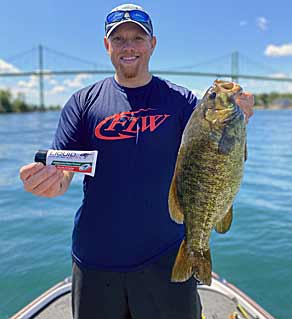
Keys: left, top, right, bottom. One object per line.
{"left": 19, "top": 163, "right": 65, "bottom": 198}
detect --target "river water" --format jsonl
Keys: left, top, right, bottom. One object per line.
{"left": 0, "top": 110, "right": 291, "bottom": 319}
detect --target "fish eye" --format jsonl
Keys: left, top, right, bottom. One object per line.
{"left": 209, "top": 92, "right": 216, "bottom": 99}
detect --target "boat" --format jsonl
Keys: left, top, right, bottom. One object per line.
{"left": 11, "top": 272, "right": 275, "bottom": 319}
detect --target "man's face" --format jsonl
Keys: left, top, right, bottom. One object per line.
{"left": 104, "top": 22, "right": 156, "bottom": 80}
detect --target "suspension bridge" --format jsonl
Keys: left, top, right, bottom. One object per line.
{"left": 1, "top": 45, "right": 291, "bottom": 108}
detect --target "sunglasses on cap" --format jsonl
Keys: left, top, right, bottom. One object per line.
{"left": 106, "top": 9, "right": 151, "bottom": 24}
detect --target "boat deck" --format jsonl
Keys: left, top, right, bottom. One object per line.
{"left": 31, "top": 289, "right": 253, "bottom": 319}
{"left": 12, "top": 274, "right": 275, "bottom": 319}
{"left": 32, "top": 293, "right": 71, "bottom": 319}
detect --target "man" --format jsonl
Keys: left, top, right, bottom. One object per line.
{"left": 19, "top": 4, "right": 254, "bottom": 319}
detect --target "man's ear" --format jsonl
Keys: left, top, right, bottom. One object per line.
{"left": 104, "top": 37, "right": 109, "bottom": 53}
{"left": 150, "top": 36, "right": 157, "bottom": 55}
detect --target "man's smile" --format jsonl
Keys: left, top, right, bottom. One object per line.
{"left": 120, "top": 56, "right": 139, "bottom": 64}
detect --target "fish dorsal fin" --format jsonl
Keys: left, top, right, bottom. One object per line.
{"left": 168, "top": 174, "right": 184, "bottom": 224}
{"left": 214, "top": 206, "right": 233, "bottom": 233}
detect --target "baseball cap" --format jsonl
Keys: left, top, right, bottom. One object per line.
{"left": 105, "top": 4, "right": 153, "bottom": 38}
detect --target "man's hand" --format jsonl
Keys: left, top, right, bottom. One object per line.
{"left": 235, "top": 92, "right": 254, "bottom": 123}
{"left": 19, "top": 163, "right": 67, "bottom": 198}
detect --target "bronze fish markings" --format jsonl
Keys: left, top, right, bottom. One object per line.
{"left": 169, "top": 80, "right": 246, "bottom": 285}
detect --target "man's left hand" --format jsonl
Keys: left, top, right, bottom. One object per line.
{"left": 235, "top": 92, "right": 254, "bottom": 123}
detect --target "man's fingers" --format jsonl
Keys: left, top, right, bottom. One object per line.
{"left": 19, "top": 161, "right": 65, "bottom": 197}
{"left": 33, "top": 171, "right": 63, "bottom": 197}
{"left": 23, "top": 165, "right": 59, "bottom": 192}
{"left": 19, "top": 162, "right": 44, "bottom": 182}
{"left": 235, "top": 91, "right": 254, "bottom": 122}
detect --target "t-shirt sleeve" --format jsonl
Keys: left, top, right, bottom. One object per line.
{"left": 182, "top": 91, "right": 198, "bottom": 129}
{"left": 52, "top": 94, "right": 84, "bottom": 150}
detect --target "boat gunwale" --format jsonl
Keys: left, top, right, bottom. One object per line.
{"left": 10, "top": 279, "right": 71, "bottom": 319}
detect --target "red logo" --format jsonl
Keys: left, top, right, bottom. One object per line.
{"left": 95, "top": 108, "right": 171, "bottom": 140}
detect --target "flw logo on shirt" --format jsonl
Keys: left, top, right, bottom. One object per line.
{"left": 95, "top": 108, "right": 171, "bottom": 140}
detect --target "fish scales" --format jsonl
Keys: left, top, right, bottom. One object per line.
{"left": 169, "top": 80, "right": 246, "bottom": 285}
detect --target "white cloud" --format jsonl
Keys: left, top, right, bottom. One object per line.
{"left": 269, "top": 72, "right": 289, "bottom": 78}
{"left": 0, "top": 59, "right": 20, "bottom": 73}
{"left": 256, "top": 17, "right": 268, "bottom": 31}
{"left": 48, "top": 79, "right": 58, "bottom": 86}
{"left": 47, "top": 85, "right": 66, "bottom": 95}
{"left": 9, "top": 85, "right": 38, "bottom": 99}
{"left": 191, "top": 88, "right": 206, "bottom": 99}
{"left": 241, "top": 78, "right": 292, "bottom": 93}
{"left": 38, "top": 70, "right": 60, "bottom": 86}
{"left": 240, "top": 20, "right": 247, "bottom": 27}
{"left": 18, "top": 75, "right": 38, "bottom": 89}
{"left": 0, "top": 66, "right": 95, "bottom": 106}
{"left": 4, "top": 75, "right": 39, "bottom": 99}
{"left": 265, "top": 43, "right": 292, "bottom": 56}
{"left": 64, "top": 73, "right": 92, "bottom": 88}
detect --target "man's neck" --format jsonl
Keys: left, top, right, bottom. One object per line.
{"left": 114, "top": 73, "right": 152, "bottom": 88}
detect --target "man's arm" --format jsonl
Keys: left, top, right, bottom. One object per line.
{"left": 19, "top": 163, "right": 74, "bottom": 198}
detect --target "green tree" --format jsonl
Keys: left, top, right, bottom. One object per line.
{"left": 0, "top": 90, "right": 13, "bottom": 113}
{"left": 12, "top": 92, "right": 30, "bottom": 112}
{"left": 256, "top": 93, "right": 269, "bottom": 108}
{"left": 13, "top": 98, "right": 29, "bottom": 112}
{"left": 269, "top": 91, "right": 279, "bottom": 102}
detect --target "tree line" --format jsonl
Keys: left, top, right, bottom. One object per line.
{"left": 254, "top": 92, "right": 292, "bottom": 108}
{"left": 0, "top": 89, "right": 60, "bottom": 113}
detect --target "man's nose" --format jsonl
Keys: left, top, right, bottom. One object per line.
{"left": 122, "top": 39, "right": 135, "bottom": 49}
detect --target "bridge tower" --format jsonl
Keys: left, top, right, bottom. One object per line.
{"left": 231, "top": 51, "right": 239, "bottom": 82}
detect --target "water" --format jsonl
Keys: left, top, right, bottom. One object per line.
{"left": 0, "top": 110, "right": 291, "bottom": 319}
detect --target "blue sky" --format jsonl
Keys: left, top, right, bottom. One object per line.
{"left": 1, "top": 0, "right": 292, "bottom": 105}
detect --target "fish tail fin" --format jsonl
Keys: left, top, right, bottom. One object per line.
{"left": 193, "top": 249, "right": 212, "bottom": 286}
{"left": 171, "top": 240, "right": 212, "bottom": 286}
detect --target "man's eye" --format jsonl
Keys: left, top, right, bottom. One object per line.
{"left": 113, "top": 37, "right": 122, "bottom": 43}
{"left": 135, "top": 36, "right": 144, "bottom": 41}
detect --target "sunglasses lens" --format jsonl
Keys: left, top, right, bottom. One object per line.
{"left": 105, "top": 9, "right": 152, "bottom": 37}
{"left": 106, "top": 11, "right": 125, "bottom": 23}
{"left": 130, "top": 10, "right": 149, "bottom": 22}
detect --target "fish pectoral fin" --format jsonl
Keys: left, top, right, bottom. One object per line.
{"left": 171, "top": 240, "right": 212, "bottom": 286}
{"left": 168, "top": 175, "right": 184, "bottom": 224}
{"left": 218, "top": 120, "right": 243, "bottom": 155}
{"left": 218, "top": 133, "right": 236, "bottom": 154}
{"left": 214, "top": 206, "right": 233, "bottom": 233}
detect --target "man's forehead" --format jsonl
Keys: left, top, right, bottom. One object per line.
{"left": 110, "top": 22, "right": 148, "bottom": 36}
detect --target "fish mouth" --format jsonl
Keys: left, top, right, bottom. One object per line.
{"left": 204, "top": 80, "right": 243, "bottom": 124}
{"left": 214, "top": 80, "right": 242, "bottom": 95}
{"left": 220, "top": 82, "right": 234, "bottom": 90}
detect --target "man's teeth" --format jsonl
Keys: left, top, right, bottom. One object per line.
{"left": 122, "top": 57, "right": 137, "bottom": 61}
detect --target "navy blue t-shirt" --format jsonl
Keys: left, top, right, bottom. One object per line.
{"left": 52, "top": 76, "right": 197, "bottom": 271}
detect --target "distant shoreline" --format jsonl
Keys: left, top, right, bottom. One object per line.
{"left": 254, "top": 105, "right": 292, "bottom": 110}
{"left": 1, "top": 106, "right": 292, "bottom": 115}
{"left": 0, "top": 107, "right": 61, "bottom": 115}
